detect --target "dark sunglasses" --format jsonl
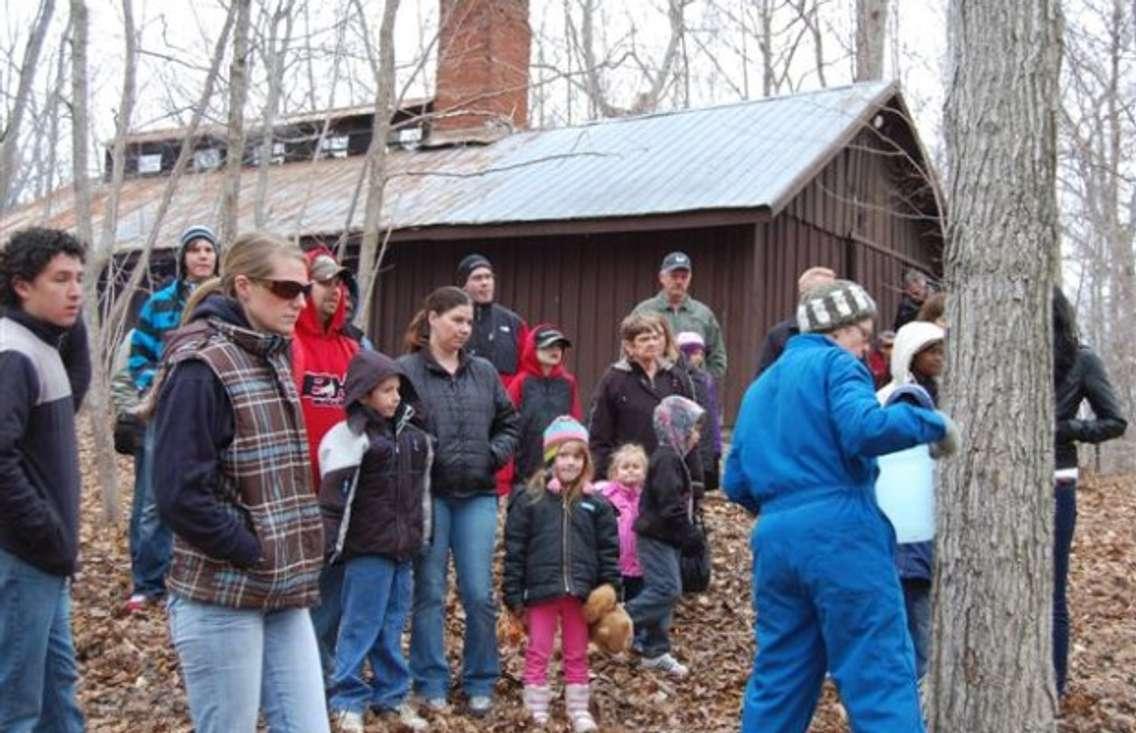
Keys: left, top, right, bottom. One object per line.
{"left": 253, "top": 278, "right": 312, "bottom": 300}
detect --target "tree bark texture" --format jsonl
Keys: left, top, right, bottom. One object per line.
{"left": 69, "top": 0, "right": 120, "bottom": 524}
{"left": 355, "top": 0, "right": 401, "bottom": 328}
{"left": 0, "top": 0, "right": 55, "bottom": 211}
{"left": 221, "top": 0, "right": 252, "bottom": 246}
{"left": 854, "top": 0, "right": 887, "bottom": 81}
{"left": 930, "top": 1, "right": 1063, "bottom": 730}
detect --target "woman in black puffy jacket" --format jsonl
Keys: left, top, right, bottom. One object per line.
{"left": 1051, "top": 288, "right": 1127, "bottom": 696}
{"left": 396, "top": 286, "right": 519, "bottom": 716}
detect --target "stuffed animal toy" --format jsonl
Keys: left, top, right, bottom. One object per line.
{"left": 584, "top": 584, "right": 634, "bottom": 654}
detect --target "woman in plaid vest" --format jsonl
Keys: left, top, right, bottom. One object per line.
{"left": 151, "top": 232, "right": 328, "bottom": 733}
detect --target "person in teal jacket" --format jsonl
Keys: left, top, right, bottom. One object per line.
{"left": 723, "top": 280, "right": 958, "bottom": 733}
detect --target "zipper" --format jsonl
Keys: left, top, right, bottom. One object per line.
{"left": 561, "top": 495, "right": 571, "bottom": 595}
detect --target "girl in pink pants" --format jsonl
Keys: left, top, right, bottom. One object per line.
{"left": 503, "top": 416, "right": 621, "bottom": 732}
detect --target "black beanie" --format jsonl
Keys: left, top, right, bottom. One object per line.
{"left": 456, "top": 253, "right": 492, "bottom": 285}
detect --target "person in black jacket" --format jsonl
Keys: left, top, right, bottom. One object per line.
{"left": 504, "top": 416, "right": 619, "bottom": 731}
{"left": 457, "top": 253, "right": 528, "bottom": 385}
{"left": 754, "top": 266, "right": 835, "bottom": 377}
{"left": 892, "top": 268, "right": 930, "bottom": 331}
{"left": 0, "top": 227, "right": 89, "bottom": 732}
{"left": 319, "top": 350, "right": 430, "bottom": 732}
{"left": 397, "top": 286, "right": 519, "bottom": 717}
{"left": 629, "top": 395, "right": 705, "bottom": 680}
{"left": 1051, "top": 288, "right": 1127, "bottom": 697}
{"left": 589, "top": 313, "right": 695, "bottom": 478}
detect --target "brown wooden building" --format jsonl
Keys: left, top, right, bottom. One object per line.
{"left": 0, "top": 79, "right": 942, "bottom": 423}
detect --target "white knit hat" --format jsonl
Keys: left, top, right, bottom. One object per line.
{"left": 797, "top": 280, "right": 877, "bottom": 333}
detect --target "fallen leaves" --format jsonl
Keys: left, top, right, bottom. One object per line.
{"left": 68, "top": 423, "right": 1135, "bottom": 731}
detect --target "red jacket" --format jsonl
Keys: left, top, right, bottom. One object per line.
{"left": 292, "top": 247, "right": 359, "bottom": 489}
{"left": 498, "top": 323, "right": 582, "bottom": 493}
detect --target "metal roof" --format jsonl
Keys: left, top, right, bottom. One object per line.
{"left": 1, "top": 80, "right": 910, "bottom": 252}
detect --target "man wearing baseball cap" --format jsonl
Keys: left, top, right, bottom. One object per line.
{"left": 632, "top": 251, "right": 727, "bottom": 380}
{"left": 457, "top": 253, "right": 529, "bottom": 385}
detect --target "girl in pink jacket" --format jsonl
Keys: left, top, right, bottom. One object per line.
{"left": 597, "top": 444, "right": 650, "bottom": 602}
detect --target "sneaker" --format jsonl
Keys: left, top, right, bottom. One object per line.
{"left": 333, "top": 710, "right": 365, "bottom": 733}
{"left": 467, "top": 695, "right": 493, "bottom": 717}
{"left": 121, "top": 593, "right": 154, "bottom": 615}
{"left": 386, "top": 702, "right": 428, "bottom": 731}
{"left": 414, "top": 695, "right": 450, "bottom": 714}
{"left": 641, "top": 652, "right": 689, "bottom": 678}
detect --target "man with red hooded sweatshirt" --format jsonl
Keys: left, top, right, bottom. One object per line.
{"left": 500, "top": 325, "right": 582, "bottom": 494}
{"left": 292, "top": 246, "right": 360, "bottom": 489}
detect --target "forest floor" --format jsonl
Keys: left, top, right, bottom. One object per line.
{"left": 71, "top": 428, "right": 1135, "bottom": 732}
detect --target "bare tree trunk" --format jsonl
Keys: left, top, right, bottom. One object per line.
{"left": 254, "top": 0, "right": 295, "bottom": 228}
{"left": 221, "top": 0, "right": 252, "bottom": 246}
{"left": 930, "top": 0, "right": 1062, "bottom": 729}
{"left": 69, "top": 0, "right": 121, "bottom": 524}
{"left": 0, "top": 0, "right": 55, "bottom": 211}
{"left": 355, "top": 0, "right": 401, "bottom": 329}
{"left": 95, "top": 0, "right": 137, "bottom": 359}
{"left": 854, "top": 0, "right": 888, "bottom": 81}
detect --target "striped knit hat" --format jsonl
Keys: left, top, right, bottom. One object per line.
{"left": 543, "top": 415, "right": 589, "bottom": 464}
{"left": 797, "top": 279, "right": 877, "bottom": 333}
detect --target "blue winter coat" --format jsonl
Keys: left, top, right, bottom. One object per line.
{"left": 724, "top": 334, "right": 945, "bottom": 514}
{"left": 129, "top": 278, "right": 188, "bottom": 392}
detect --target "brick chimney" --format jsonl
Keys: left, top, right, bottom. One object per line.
{"left": 432, "top": 0, "right": 531, "bottom": 140}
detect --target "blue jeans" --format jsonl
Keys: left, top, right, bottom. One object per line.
{"left": 331, "top": 556, "right": 413, "bottom": 713}
{"left": 902, "top": 578, "right": 931, "bottom": 680}
{"left": 0, "top": 548, "right": 85, "bottom": 732}
{"left": 167, "top": 593, "right": 330, "bottom": 733}
{"left": 129, "top": 424, "right": 172, "bottom": 598}
{"left": 1053, "top": 479, "right": 1077, "bottom": 696}
{"left": 311, "top": 562, "right": 345, "bottom": 688}
{"left": 410, "top": 494, "right": 499, "bottom": 699}
{"left": 626, "top": 535, "right": 682, "bottom": 658}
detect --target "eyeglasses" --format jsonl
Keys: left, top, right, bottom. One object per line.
{"left": 253, "top": 278, "right": 312, "bottom": 300}
{"left": 852, "top": 323, "right": 874, "bottom": 341}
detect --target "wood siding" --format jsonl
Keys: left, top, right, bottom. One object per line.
{"left": 364, "top": 225, "right": 758, "bottom": 423}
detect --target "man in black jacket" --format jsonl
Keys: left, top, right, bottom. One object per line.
{"left": 0, "top": 227, "right": 89, "bottom": 731}
{"left": 754, "top": 265, "right": 835, "bottom": 377}
{"left": 893, "top": 268, "right": 930, "bottom": 331}
{"left": 457, "top": 253, "right": 528, "bottom": 385}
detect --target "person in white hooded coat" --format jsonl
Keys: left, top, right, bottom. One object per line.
{"left": 876, "top": 319, "right": 945, "bottom": 682}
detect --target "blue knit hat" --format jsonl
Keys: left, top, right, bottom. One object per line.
{"left": 543, "top": 415, "right": 589, "bottom": 464}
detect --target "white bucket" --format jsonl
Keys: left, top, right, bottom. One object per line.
{"left": 874, "top": 444, "right": 935, "bottom": 543}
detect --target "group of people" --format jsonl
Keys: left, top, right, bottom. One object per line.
{"left": 0, "top": 223, "right": 1126, "bottom": 733}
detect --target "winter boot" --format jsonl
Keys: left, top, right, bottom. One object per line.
{"left": 565, "top": 684, "right": 598, "bottom": 733}
{"left": 522, "top": 685, "right": 552, "bottom": 726}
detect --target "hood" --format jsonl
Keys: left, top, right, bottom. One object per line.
{"left": 517, "top": 322, "right": 567, "bottom": 379}
{"left": 341, "top": 269, "right": 361, "bottom": 322}
{"left": 652, "top": 395, "right": 705, "bottom": 456}
{"left": 297, "top": 246, "right": 349, "bottom": 337}
{"left": 188, "top": 292, "right": 250, "bottom": 329}
{"left": 888, "top": 321, "right": 945, "bottom": 390}
{"left": 343, "top": 349, "right": 422, "bottom": 429}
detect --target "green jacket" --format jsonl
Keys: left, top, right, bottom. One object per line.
{"left": 633, "top": 292, "right": 727, "bottom": 379}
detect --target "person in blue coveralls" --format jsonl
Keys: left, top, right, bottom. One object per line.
{"left": 723, "top": 279, "right": 960, "bottom": 733}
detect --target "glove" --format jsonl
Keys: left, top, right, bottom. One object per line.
{"left": 930, "top": 411, "right": 961, "bottom": 459}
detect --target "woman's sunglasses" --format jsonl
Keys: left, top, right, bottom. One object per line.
{"left": 253, "top": 278, "right": 312, "bottom": 300}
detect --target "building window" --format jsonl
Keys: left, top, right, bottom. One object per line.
{"left": 138, "top": 153, "right": 163, "bottom": 174}
{"left": 254, "top": 141, "right": 287, "bottom": 165}
{"left": 194, "top": 148, "right": 221, "bottom": 171}
{"left": 319, "top": 134, "right": 349, "bottom": 159}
